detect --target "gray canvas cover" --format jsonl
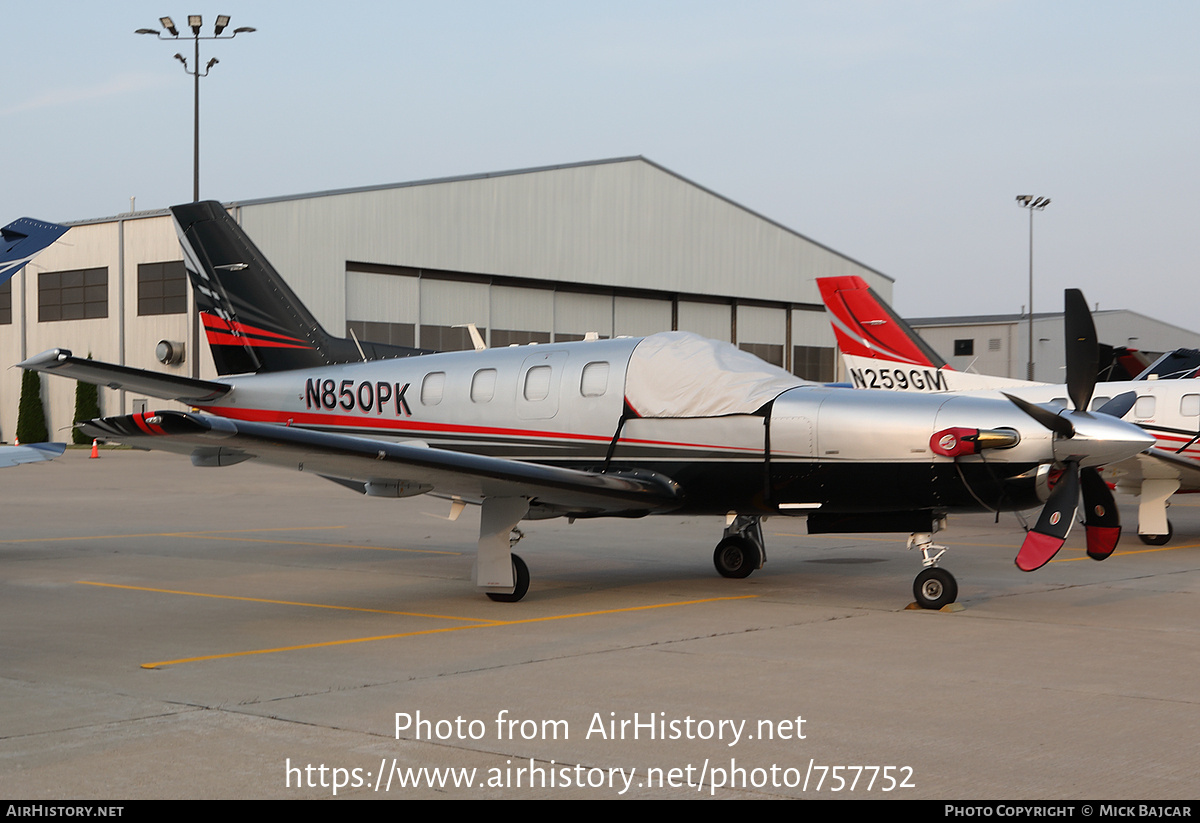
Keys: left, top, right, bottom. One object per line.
{"left": 624, "top": 332, "right": 810, "bottom": 418}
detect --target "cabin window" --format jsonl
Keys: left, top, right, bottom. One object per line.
{"left": 1090, "top": 396, "right": 1110, "bottom": 411}
{"left": 1182, "top": 394, "right": 1200, "bottom": 417}
{"left": 471, "top": 369, "right": 497, "bottom": 403}
{"left": 1050, "top": 397, "right": 1068, "bottom": 408}
{"left": 524, "top": 365, "right": 551, "bottom": 401}
{"left": 421, "top": 372, "right": 445, "bottom": 406}
{"left": 1135, "top": 395, "right": 1156, "bottom": 418}
{"left": 580, "top": 362, "right": 609, "bottom": 397}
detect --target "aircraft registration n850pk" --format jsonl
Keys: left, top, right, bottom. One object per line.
{"left": 19, "top": 203, "right": 1153, "bottom": 607}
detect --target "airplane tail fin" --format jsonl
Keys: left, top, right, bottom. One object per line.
{"left": 816, "top": 276, "right": 948, "bottom": 368}
{"left": 171, "top": 201, "right": 429, "bottom": 375}
{"left": 0, "top": 217, "right": 69, "bottom": 283}
{"left": 817, "top": 275, "right": 1041, "bottom": 391}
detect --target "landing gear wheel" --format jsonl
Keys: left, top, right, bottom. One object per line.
{"left": 1138, "top": 521, "right": 1173, "bottom": 546}
{"left": 486, "top": 554, "right": 530, "bottom": 602}
{"left": 713, "top": 536, "right": 761, "bottom": 579}
{"left": 913, "top": 567, "right": 958, "bottom": 610}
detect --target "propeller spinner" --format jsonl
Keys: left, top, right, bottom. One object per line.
{"left": 1006, "top": 290, "right": 1153, "bottom": 571}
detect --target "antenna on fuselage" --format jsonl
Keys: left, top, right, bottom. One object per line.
{"left": 347, "top": 327, "right": 367, "bottom": 361}
{"left": 453, "top": 323, "right": 487, "bottom": 352}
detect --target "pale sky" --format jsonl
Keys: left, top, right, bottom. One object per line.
{"left": 5, "top": 1, "right": 1198, "bottom": 329}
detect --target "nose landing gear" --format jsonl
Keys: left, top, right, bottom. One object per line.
{"left": 908, "top": 530, "right": 958, "bottom": 610}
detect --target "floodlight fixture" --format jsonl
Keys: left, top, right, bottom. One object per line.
{"left": 1016, "top": 194, "right": 1052, "bottom": 380}
{"left": 137, "top": 13, "right": 256, "bottom": 201}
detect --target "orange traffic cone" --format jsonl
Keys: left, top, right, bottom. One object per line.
{"left": 90, "top": 439, "right": 99, "bottom": 459}
{"left": 13, "top": 436, "right": 18, "bottom": 445}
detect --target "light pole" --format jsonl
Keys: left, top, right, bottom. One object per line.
{"left": 136, "top": 15, "right": 255, "bottom": 202}
{"left": 1016, "top": 195, "right": 1050, "bottom": 380}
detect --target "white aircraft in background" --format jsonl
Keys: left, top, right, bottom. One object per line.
{"left": 18, "top": 203, "right": 1153, "bottom": 608}
{"left": 818, "top": 274, "right": 1200, "bottom": 546}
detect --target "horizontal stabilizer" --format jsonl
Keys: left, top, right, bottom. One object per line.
{"left": 0, "top": 442, "right": 66, "bottom": 468}
{"left": 18, "top": 349, "right": 231, "bottom": 404}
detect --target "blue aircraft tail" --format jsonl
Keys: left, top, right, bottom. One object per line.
{"left": 0, "top": 217, "right": 69, "bottom": 283}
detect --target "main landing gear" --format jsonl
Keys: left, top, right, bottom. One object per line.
{"left": 486, "top": 553, "right": 530, "bottom": 603}
{"left": 1138, "top": 522, "right": 1173, "bottom": 546}
{"left": 1136, "top": 479, "right": 1178, "bottom": 547}
{"left": 477, "top": 497, "right": 532, "bottom": 602}
{"left": 713, "top": 515, "right": 766, "bottom": 578}
{"left": 908, "top": 530, "right": 958, "bottom": 610}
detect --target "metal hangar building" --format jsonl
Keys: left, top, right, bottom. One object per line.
{"left": 3, "top": 156, "right": 893, "bottom": 438}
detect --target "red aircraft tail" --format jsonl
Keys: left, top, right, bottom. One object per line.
{"left": 816, "top": 276, "right": 948, "bottom": 368}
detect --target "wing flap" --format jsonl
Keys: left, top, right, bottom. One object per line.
{"left": 81, "top": 411, "right": 683, "bottom": 516}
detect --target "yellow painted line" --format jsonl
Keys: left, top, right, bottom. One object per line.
{"left": 136, "top": 594, "right": 758, "bottom": 669}
{"left": 1050, "top": 542, "right": 1200, "bottom": 562}
{"left": 0, "top": 526, "right": 346, "bottom": 543}
{"left": 180, "top": 534, "right": 461, "bottom": 555}
{"left": 1, "top": 526, "right": 459, "bottom": 556}
{"left": 773, "top": 531, "right": 1200, "bottom": 556}
{"left": 770, "top": 532, "right": 1021, "bottom": 550}
{"left": 78, "top": 581, "right": 499, "bottom": 624}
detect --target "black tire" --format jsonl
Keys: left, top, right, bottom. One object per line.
{"left": 1138, "top": 521, "right": 1173, "bottom": 546}
{"left": 713, "top": 536, "right": 761, "bottom": 579}
{"left": 913, "top": 567, "right": 958, "bottom": 610}
{"left": 486, "top": 554, "right": 530, "bottom": 602}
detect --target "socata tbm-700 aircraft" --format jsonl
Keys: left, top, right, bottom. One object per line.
{"left": 819, "top": 274, "right": 1200, "bottom": 548}
{"left": 19, "top": 202, "right": 1154, "bottom": 608}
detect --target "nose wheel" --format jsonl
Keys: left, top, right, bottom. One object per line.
{"left": 908, "top": 529, "right": 958, "bottom": 609}
{"left": 913, "top": 566, "right": 958, "bottom": 610}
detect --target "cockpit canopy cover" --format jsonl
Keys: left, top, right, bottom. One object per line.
{"left": 624, "top": 332, "right": 810, "bottom": 418}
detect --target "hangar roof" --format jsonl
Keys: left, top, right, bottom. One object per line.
{"left": 228, "top": 156, "right": 892, "bottom": 284}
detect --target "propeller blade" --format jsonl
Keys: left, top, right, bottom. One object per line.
{"left": 1064, "top": 288, "right": 1099, "bottom": 412}
{"left": 1095, "top": 391, "right": 1136, "bottom": 419}
{"left": 1016, "top": 460, "right": 1080, "bottom": 571}
{"left": 1004, "top": 392, "right": 1075, "bottom": 438}
{"left": 1080, "top": 467, "right": 1120, "bottom": 560}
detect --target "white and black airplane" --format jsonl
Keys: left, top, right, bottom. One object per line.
{"left": 19, "top": 202, "right": 1154, "bottom": 607}
{"left": 819, "top": 274, "right": 1200, "bottom": 548}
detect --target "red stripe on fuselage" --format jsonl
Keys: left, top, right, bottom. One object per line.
{"left": 192, "top": 405, "right": 767, "bottom": 453}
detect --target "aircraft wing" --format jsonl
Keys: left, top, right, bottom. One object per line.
{"left": 18, "top": 349, "right": 231, "bottom": 405}
{"left": 0, "top": 442, "right": 66, "bottom": 467}
{"left": 80, "top": 411, "right": 683, "bottom": 516}
{"left": 1105, "top": 447, "right": 1200, "bottom": 491}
